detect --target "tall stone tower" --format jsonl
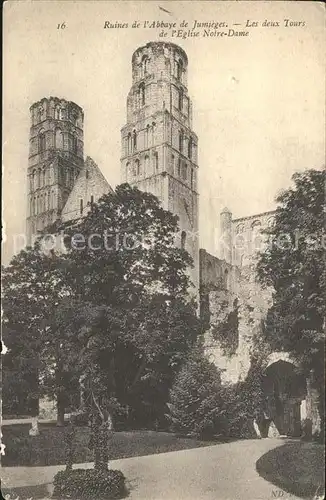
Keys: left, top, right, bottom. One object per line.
{"left": 27, "top": 97, "right": 84, "bottom": 240}
{"left": 121, "top": 42, "right": 199, "bottom": 291}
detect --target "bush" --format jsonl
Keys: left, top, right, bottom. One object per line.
{"left": 167, "top": 347, "right": 225, "bottom": 439}
{"left": 52, "top": 468, "right": 127, "bottom": 499}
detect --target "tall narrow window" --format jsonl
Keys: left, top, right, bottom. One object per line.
{"left": 72, "top": 135, "right": 77, "bottom": 154}
{"left": 177, "top": 158, "right": 181, "bottom": 177}
{"left": 171, "top": 154, "right": 175, "bottom": 173}
{"left": 179, "top": 130, "right": 184, "bottom": 153}
{"left": 139, "top": 83, "right": 145, "bottom": 106}
{"left": 133, "top": 130, "right": 137, "bottom": 151}
{"left": 190, "top": 168, "right": 194, "bottom": 188}
{"left": 37, "top": 106, "right": 43, "bottom": 123}
{"left": 127, "top": 133, "right": 132, "bottom": 154}
{"left": 80, "top": 198, "right": 83, "bottom": 215}
{"left": 151, "top": 122, "right": 156, "bottom": 146}
{"left": 54, "top": 106, "right": 61, "bottom": 120}
{"left": 182, "top": 163, "right": 188, "bottom": 180}
{"left": 38, "top": 168, "right": 42, "bottom": 188}
{"left": 153, "top": 152, "right": 158, "bottom": 171}
{"left": 145, "top": 124, "right": 150, "bottom": 148}
{"left": 55, "top": 128, "right": 63, "bottom": 149}
{"left": 141, "top": 55, "right": 148, "bottom": 78}
{"left": 145, "top": 155, "right": 149, "bottom": 173}
{"left": 188, "top": 137, "right": 193, "bottom": 159}
{"left": 32, "top": 170, "right": 36, "bottom": 190}
{"left": 39, "top": 131, "right": 46, "bottom": 152}
{"left": 178, "top": 89, "right": 183, "bottom": 111}
{"left": 181, "top": 231, "right": 186, "bottom": 250}
{"left": 176, "top": 60, "right": 183, "bottom": 81}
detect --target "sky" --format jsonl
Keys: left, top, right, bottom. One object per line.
{"left": 2, "top": 0, "right": 325, "bottom": 263}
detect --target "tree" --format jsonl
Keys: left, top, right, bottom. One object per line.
{"left": 2, "top": 244, "right": 80, "bottom": 424}
{"left": 167, "top": 346, "right": 224, "bottom": 438}
{"left": 55, "top": 184, "right": 201, "bottom": 467}
{"left": 2, "top": 183, "right": 201, "bottom": 457}
{"left": 257, "top": 169, "right": 325, "bottom": 423}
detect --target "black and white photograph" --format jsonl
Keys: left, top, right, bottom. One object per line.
{"left": 1, "top": 1, "right": 325, "bottom": 499}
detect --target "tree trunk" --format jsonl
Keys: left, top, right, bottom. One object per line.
{"left": 57, "top": 391, "right": 65, "bottom": 426}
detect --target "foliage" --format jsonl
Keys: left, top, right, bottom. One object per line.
{"left": 211, "top": 298, "right": 239, "bottom": 356}
{"left": 257, "top": 169, "right": 325, "bottom": 419}
{"left": 221, "top": 357, "right": 266, "bottom": 438}
{"left": 2, "top": 183, "right": 201, "bottom": 447}
{"left": 1, "top": 245, "right": 80, "bottom": 421}
{"left": 167, "top": 347, "right": 225, "bottom": 438}
{"left": 52, "top": 468, "right": 126, "bottom": 499}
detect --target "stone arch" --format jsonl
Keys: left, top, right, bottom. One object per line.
{"left": 262, "top": 354, "right": 305, "bottom": 437}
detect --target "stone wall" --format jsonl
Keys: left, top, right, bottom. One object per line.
{"left": 200, "top": 249, "right": 272, "bottom": 383}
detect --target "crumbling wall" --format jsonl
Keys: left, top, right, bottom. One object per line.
{"left": 200, "top": 249, "right": 273, "bottom": 384}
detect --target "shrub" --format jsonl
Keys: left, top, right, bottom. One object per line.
{"left": 52, "top": 468, "right": 127, "bottom": 499}
{"left": 167, "top": 347, "right": 225, "bottom": 439}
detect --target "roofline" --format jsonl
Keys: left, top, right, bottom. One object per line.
{"left": 232, "top": 209, "right": 277, "bottom": 223}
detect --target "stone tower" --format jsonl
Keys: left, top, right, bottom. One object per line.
{"left": 121, "top": 42, "right": 199, "bottom": 291}
{"left": 27, "top": 97, "right": 84, "bottom": 240}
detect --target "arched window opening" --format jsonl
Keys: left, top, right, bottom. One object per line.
{"left": 55, "top": 128, "right": 63, "bottom": 149}
{"left": 171, "top": 154, "right": 175, "bottom": 172}
{"left": 133, "top": 130, "right": 137, "bottom": 151}
{"left": 37, "top": 106, "right": 44, "bottom": 123}
{"left": 42, "top": 168, "right": 46, "bottom": 187}
{"left": 188, "top": 137, "right": 193, "bottom": 159}
{"left": 139, "top": 83, "right": 145, "bottom": 106}
{"left": 179, "top": 130, "right": 184, "bottom": 153}
{"left": 48, "top": 191, "right": 51, "bottom": 210}
{"left": 80, "top": 198, "right": 83, "bottom": 215}
{"left": 176, "top": 59, "right": 183, "bottom": 81}
{"left": 151, "top": 122, "right": 156, "bottom": 146}
{"left": 181, "top": 230, "right": 186, "bottom": 250}
{"left": 38, "top": 131, "right": 46, "bottom": 153}
{"left": 60, "top": 108, "right": 66, "bottom": 120}
{"left": 178, "top": 89, "right": 183, "bottom": 111}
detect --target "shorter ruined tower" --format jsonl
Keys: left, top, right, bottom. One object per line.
{"left": 27, "top": 97, "right": 84, "bottom": 240}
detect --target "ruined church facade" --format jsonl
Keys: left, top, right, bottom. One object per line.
{"left": 25, "top": 42, "right": 320, "bottom": 437}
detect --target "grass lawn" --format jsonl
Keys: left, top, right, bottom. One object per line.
{"left": 2, "top": 423, "right": 219, "bottom": 467}
{"left": 256, "top": 440, "right": 325, "bottom": 499}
